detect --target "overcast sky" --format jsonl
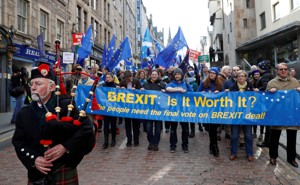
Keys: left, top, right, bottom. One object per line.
{"left": 142, "top": 0, "right": 210, "bottom": 51}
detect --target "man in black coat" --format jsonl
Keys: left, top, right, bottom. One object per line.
{"left": 12, "top": 64, "right": 95, "bottom": 184}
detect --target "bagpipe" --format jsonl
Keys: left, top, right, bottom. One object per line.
{"left": 39, "top": 61, "right": 100, "bottom": 151}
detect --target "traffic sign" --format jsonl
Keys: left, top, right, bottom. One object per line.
{"left": 198, "top": 55, "right": 209, "bottom": 63}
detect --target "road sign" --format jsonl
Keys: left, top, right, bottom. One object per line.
{"left": 198, "top": 55, "right": 209, "bottom": 63}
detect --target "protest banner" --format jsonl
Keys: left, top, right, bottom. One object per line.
{"left": 75, "top": 86, "right": 300, "bottom": 126}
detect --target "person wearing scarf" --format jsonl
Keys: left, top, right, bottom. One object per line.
{"left": 227, "top": 70, "right": 255, "bottom": 162}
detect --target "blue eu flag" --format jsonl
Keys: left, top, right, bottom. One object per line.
{"left": 155, "top": 27, "right": 188, "bottom": 69}
{"left": 77, "top": 25, "right": 93, "bottom": 66}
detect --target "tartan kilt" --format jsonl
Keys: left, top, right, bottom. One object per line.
{"left": 28, "top": 167, "right": 78, "bottom": 185}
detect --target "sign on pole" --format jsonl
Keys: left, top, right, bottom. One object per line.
{"left": 63, "top": 52, "right": 74, "bottom": 64}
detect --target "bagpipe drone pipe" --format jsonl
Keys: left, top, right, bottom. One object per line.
{"left": 39, "top": 64, "right": 98, "bottom": 155}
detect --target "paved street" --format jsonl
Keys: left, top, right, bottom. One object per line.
{"left": 1, "top": 116, "right": 300, "bottom": 184}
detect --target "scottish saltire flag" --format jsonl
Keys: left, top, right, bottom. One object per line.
{"left": 77, "top": 25, "right": 93, "bottom": 66}
{"left": 153, "top": 39, "right": 164, "bottom": 53}
{"left": 37, "top": 33, "right": 45, "bottom": 58}
{"left": 108, "top": 36, "right": 132, "bottom": 71}
{"left": 155, "top": 27, "right": 189, "bottom": 68}
{"left": 141, "top": 28, "right": 153, "bottom": 60}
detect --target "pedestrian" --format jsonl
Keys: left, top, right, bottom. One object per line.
{"left": 184, "top": 66, "right": 199, "bottom": 138}
{"left": 120, "top": 70, "right": 142, "bottom": 147}
{"left": 226, "top": 70, "right": 255, "bottom": 162}
{"left": 209, "top": 46, "right": 215, "bottom": 62}
{"left": 198, "top": 67, "right": 223, "bottom": 157}
{"left": 142, "top": 69, "right": 166, "bottom": 151}
{"left": 12, "top": 64, "right": 95, "bottom": 184}
{"left": 256, "top": 60, "right": 274, "bottom": 148}
{"left": 166, "top": 68, "right": 193, "bottom": 153}
{"left": 101, "top": 72, "right": 118, "bottom": 149}
{"left": 268, "top": 63, "right": 300, "bottom": 168}
{"left": 10, "top": 66, "right": 26, "bottom": 124}
{"left": 251, "top": 69, "right": 264, "bottom": 140}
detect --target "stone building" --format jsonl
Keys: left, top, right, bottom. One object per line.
{"left": 0, "top": 0, "right": 161, "bottom": 112}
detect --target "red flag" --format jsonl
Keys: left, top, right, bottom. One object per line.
{"left": 91, "top": 93, "right": 100, "bottom": 110}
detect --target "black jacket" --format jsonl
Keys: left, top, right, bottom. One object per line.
{"left": 143, "top": 78, "right": 166, "bottom": 91}
{"left": 12, "top": 94, "right": 95, "bottom": 181}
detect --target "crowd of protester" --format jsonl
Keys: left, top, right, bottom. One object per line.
{"left": 10, "top": 60, "right": 300, "bottom": 169}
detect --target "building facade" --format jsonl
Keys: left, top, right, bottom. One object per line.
{"left": 0, "top": 0, "right": 163, "bottom": 112}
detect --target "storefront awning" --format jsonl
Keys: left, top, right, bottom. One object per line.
{"left": 236, "top": 21, "right": 300, "bottom": 52}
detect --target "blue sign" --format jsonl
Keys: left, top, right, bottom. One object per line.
{"left": 75, "top": 86, "right": 300, "bottom": 126}
{"left": 14, "top": 43, "right": 56, "bottom": 63}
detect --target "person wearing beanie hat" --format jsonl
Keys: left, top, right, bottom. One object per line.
{"left": 198, "top": 66, "right": 224, "bottom": 157}
{"left": 209, "top": 67, "right": 219, "bottom": 76}
{"left": 166, "top": 68, "right": 193, "bottom": 153}
{"left": 12, "top": 63, "right": 95, "bottom": 184}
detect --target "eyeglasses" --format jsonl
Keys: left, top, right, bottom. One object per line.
{"left": 278, "top": 68, "right": 288, "bottom": 71}
{"left": 209, "top": 72, "right": 216, "bottom": 75}
{"left": 237, "top": 75, "right": 246, "bottom": 78}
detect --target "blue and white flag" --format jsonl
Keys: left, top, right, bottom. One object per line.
{"left": 153, "top": 38, "right": 164, "bottom": 53}
{"left": 141, "top": 28, "right": 153, "bottom": 60}
{"left": 77, "top": 25, "right": 93, "bottom": 66}
{"left": 155, "top": 27, "right": 189, "bottom": 69}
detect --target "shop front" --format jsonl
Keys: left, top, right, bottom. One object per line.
{"left": 236, "top": 21, "right": 300, "bottom": 79}
{"left": 0, "top": 26, "right": 14, "bottom": 112}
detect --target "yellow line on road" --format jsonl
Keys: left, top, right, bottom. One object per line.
{"left": 0, "top": 135, "right": 12, "bottom": 142}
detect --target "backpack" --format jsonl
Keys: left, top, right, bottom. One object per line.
{"left": 9, "top": 81, "right": 24, "bottom": 97}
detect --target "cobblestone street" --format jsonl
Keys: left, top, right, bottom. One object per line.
{"left": 1, "top": 125, "right": 300, "bottom": 185}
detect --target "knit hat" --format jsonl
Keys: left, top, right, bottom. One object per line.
{"left": 209, "top": 67, "right": 219, "bottom": 76}
{"left": 30, "top": 64, "right": 55, "bottom": 82}
{"left": 173, "top": 68, "right": 183, "bottom": 76}
{"left": 251, "top": 69, "right": 260, "bottom": 76}
{"left": 258, "top": 60, "right": 270, "bottom": 71}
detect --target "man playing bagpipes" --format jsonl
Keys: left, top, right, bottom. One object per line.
{"left": 12, "top": 63, "right": 96, "bottom": 185}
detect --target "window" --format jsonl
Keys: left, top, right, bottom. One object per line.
{"left": 227, "top": 34, "right": 230, "bottom": 44}
{"left": 91, "top": 0, "right": 97, "bottom": 10}
{"left": 260, "top": 12, "right": 266, "bottom": 30}
{"left": 56, "top": 20, "right": 64, "bottom": 47}
{"left": 119, "top": 25, "right": 122, "bottom": 41}
{"left": 76, "top": 5, "right": 81, "bottom": 33}
{"left": 107, "top": 3, "right": 110, "bottom": 22}
{"left": 104, "top": 28, "right": 107, "bottom": 45}
{"left": 0, "top": 0, "right": 2, "bottom": 24}
{"left": 99, "top": 24, "right": 102, "bottom": 44}
{"left": 104, "top": 0, "right": 107, "bottom": 20}
{"left": 230, "top": 22, "right": 232, "bottom": 32}
{"left": 246, "top": 0, "right": 250, "bottom": 8}
{"left": 243, "top": 19, "right": 247, "bottom": 28}
{"left": 94, "top": 21, "right": 99, "bottom": 44}
{"left": 40, "top": 10, "right": 48, "bottom": 41}
{"left": 292, "top": 0, "right": 300, "bottom": 10}
{"left": 273, "top": 2, "right": 280, "bottom": 21}
{"left": 83, "top": 11, "right": 87, "bottom": 31}
{"left": 114, "top": 19, "right": 117, "bottom": 35}
{"left": 17, "top": 0, "right": 28, "bottom": 32}
{"left": 113, "top": 0, "right": 116, "bottom": 6}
